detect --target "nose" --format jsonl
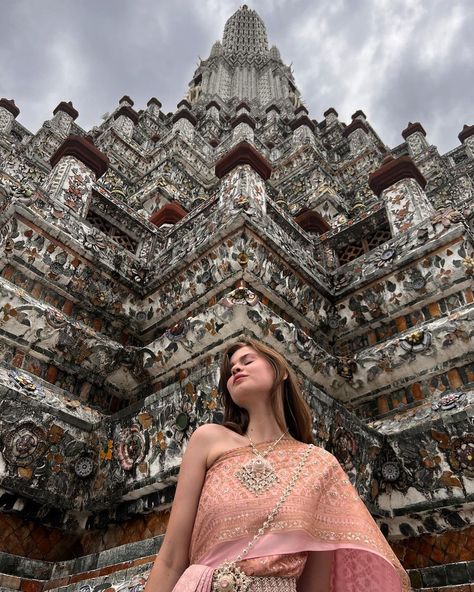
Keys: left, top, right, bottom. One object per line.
{"left": 231, "top": 363, "right": 242, "bottom": 375}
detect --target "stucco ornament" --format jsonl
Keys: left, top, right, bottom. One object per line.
{"left": 449, "top": 435, "right": 474, "bottom": 474}
{"left": 432, "top": 391, "right": 466, "bottom": 411}
{"left": 2, "top": 421, "right": 47, "bottom": 467}
{"left": 74, "top": 455, "right": 96, "bottom": 479}
{"left": 381, "top": 461, "right": 401, "bottom": 483}
{"left": 331, "top": 427, "right": 358, "bottom": 471}
{"left": 116, "top": 425, "right": 149, "bottom": 471}
{"left": 400, "top": 330, "right": 432, "bottom": 353}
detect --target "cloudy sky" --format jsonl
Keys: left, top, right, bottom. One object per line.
{"left": 2, "top": 0, "right": 472, "bottom": 153}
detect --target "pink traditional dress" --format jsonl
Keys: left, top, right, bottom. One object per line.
{"left": 172, "top": 439, "right": 410, "bottom": 592}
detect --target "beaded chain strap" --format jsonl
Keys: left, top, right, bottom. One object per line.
{"left": 212, "top": 444, "right": 314, "bottom": 592}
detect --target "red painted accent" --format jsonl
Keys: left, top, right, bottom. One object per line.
{"left": 351, "top": 110, "right": 366, "bottom": 120}
{"left": 114, "top": 106, "right": 139, "bottom": 125}
{"left": 265, "top": 104, "right": 281, "bottom": 114}
{"left": 289, "top": 115, "right": 315, "bottom": 132}
{"left": 206, "top": 100, "right": 221, "bottom": 111}
{"left": 119, "top": 95, "right": 134, "bottom": 106}
{"left": 53, "top": 101, "right": 79, "bottom": 120}
{"left": 294, "top": 209, "right": 331, "bottom": 234}
{"left": 172, "top": 109, "right": 197, "bottom": 126}
{"left": 231, "top": 113, "right": 256, "bottom": 129}
{"left": 235, "top": 101, "right": 251, "bottom": 112}
{"left": 458, "top": 124, "right": 474, "bottom": 143}
{"left": 324, "top": 107, "right": 338, "bottom": 118}
{"left": 177, "top": 98, "right": 192, "bottom": 110}
{"left": 149, "top": 202, "right": 188, "bottom": 227}
{"left": 147, "top": 97, "right": 162, "bottom": 108}
{"left": 0, "top": 98, "right": 19, "bottom": 118}
{"left": 215, "top": 141, "right": 272, "bottom": 180}
{"left": 50, "top": 135, "right": 109, "bottom": 178}
{"left": 368, "top": 155, "right": 427, "bottom": 196}
{"left": 342, "top": 119, "right": 369, "bottom": 137}
{"left": 402, "top": 121, "right": 426, "bottom": 139}
{"left": 294, "top": 104, "right": 309, "bottom": 116}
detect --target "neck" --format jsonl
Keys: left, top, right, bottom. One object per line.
{"left": 245, "top": 415, "right": 287, "bottom": 443}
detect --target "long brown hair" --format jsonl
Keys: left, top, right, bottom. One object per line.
{"left": 218, "top": 338, "right": 314, "bottom": 444}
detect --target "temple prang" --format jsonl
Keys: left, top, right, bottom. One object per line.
{"left": 0, "top": 5, "right": 473, "bottom": 591}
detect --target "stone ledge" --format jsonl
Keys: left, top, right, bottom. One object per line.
{"left": 408, "top": 560, "right": 474, "bottom": 589}
{"left": 113, "top": 106, "right": 139, "bottom": 125}
{"left": 215, "top": 141, "right": 272, "bottom": 180}
{"left": 0, "top": 99, "right": 20, "bottom": 118}
{"left": 49, "top": 136, "right": 109, "bottom": 179}
{"left": 52, "top": 102, "right": 78, "bottom": 121}
{"left": 402, "top": 121, "right": 426, "bottom": 139}
{"left": 368, "top": 155, "right": 427, "bottom": 196}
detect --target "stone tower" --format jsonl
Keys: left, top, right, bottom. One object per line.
{"left": 0, "top": 5, "right": 473, "bottom": 591}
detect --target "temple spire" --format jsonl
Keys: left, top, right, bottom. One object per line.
{"left": 222, "top": 4, "right": 268, "bottom": 56}
{"left": 185, "top": 4, "right": 301, "bottom": 110}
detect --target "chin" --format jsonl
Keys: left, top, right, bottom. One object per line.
{"left": 229, "top": 394, "right": 249, "bottom": 409}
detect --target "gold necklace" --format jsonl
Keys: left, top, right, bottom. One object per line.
{"left": 235, "top": 431, "right": 287, "bottom": 495}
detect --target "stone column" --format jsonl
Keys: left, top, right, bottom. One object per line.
{"left": 146, "top": 97, "right": 162, "bottom": 119}
{"left": 265, "top": 104, "right": 280, "bottom": 124}
{"left": 0, "top": 98, "right": 19, "bottom": 134}
{"left": 459, "top": 124, "right": 474, "bottom": 159}
{"left": 323, "top": 107, "right": 339, "bottom": 126}
{"left": 44, "top": 136, "right": 109, "bottom": 216}
{"left": 369, "top": 155, "right": 434, "bottom": 235}
{"left": 172, "top": 100, "right": 197, "bottom": 141}
{"left": 51, "top": 101, "right": 79, "bottom": 136}
{"left": 230, "top": 101, "right": 255, "bottom": 145}
{"left": 113, "top": 105, "right": 139, "bottom": 138}
{"left": 343, "top": 118, "right": 372, "bottom": 155}
{"left": 205, "top": 100, "right": 221, "bottom": 121}
{"left": 290, "top": 113, "right": 315, "bottom": 146}
{"left": 215, "top": 141, "right": 272, "bottom": 216}
{"left": 402, "top": 122, "right": 429, "bottom": 157}
{"left": 231, "top": 113, "right": 255, "bottom": 144}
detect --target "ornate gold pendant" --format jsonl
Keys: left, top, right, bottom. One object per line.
{"left": 235, "top": 456, "right": 278, "bottom": 495}
{"left": 213, "top": 562, "right": 250, "bottom": 592}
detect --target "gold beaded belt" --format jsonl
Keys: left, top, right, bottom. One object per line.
{"left": 211, "top": 575, "right": 297, "bottom": 592}
{"left": 249, "top": 576, "right": 297, "bottom": 592}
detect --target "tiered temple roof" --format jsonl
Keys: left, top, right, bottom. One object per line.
{"left": 0, "top": 5, "right": 473, "bottom": 591}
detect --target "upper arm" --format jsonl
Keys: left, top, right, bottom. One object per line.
{"left": 297, "top": 550, "right": 334, "bottom": 592}
{"left": 157, "top": 424, "right": 214, "bottom": 572}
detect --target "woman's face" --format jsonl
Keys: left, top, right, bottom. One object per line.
{"left": 226, "top": 346, "right": 275, "bottom": 407}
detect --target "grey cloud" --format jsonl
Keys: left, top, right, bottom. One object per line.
{"left": 1, "top": 0, "right": 472, "bottom": 153}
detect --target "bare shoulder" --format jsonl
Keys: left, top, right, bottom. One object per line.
{"left": 190, "top": 423, "right": 236, "bottom": 445}
{"left": 192, "top": 424, "right": 247, "bottom": 470}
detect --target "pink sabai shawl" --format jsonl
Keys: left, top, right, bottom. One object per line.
{"left": 172, "top": 439, "right": 410, "bottom": 592}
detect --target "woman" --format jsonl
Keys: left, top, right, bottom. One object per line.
{"left": 144, "top": 339, "right": 410, "bottom": 592}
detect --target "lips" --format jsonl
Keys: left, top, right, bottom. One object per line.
{"left": 233, "top": 373, "right": 247, "bottom": 384}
